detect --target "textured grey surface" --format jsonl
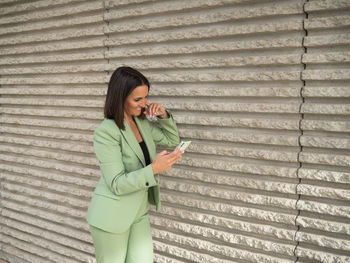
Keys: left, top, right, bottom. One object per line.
{"left": 0, "top": 0, "right": 349, "bottom": 262}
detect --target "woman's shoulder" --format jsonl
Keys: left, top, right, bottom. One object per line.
{"left": 94, "top": 118, "right": 121, "bottom": 140}
{"left": 98, "top": 118, "right": 119, "bottom": 129}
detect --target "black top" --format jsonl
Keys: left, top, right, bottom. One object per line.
{"left": 139, "top": 141, "right": 151, "bottom": 166}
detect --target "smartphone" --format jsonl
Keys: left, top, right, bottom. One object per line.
{"left": 175, "top": 141, "right": 192, "bottom": 152}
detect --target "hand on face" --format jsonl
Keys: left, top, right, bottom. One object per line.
{"left": 144, "top": 103, "right": 168, "bottom": 119}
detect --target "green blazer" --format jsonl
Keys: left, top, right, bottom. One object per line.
{"left": 86, "top": 111, "right": 180, "bottom": 233}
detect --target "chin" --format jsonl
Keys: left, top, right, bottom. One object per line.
{"left": 133, "top": 110, "right": 142, "bottom": 117}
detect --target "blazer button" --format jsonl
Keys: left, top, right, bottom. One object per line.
{"left": 146, "top": 182, "right": 149, "bottom": 186}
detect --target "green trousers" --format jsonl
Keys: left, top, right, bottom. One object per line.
{"left": 89, "top": 192, "right": 153, "bottom": 263}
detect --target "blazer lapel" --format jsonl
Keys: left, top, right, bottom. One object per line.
{"left": 120, "top": 119, "right": 146, "bottom": 166}
{"left": 135, "top": 117, "right": 155, "bottom": 162}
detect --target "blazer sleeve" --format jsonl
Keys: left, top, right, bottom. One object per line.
{"left": 93, "top": 122, "right": 157, "bottom": 196}
{"left": 149, "top": 110, "right": 180, "bottom": 147}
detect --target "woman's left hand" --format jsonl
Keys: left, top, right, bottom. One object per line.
{"left": 144, "top": 103, "right": 168, "bottom": 119}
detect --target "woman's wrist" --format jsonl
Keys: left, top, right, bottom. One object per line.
{"left": 151, "top": 163, "right": 158, "bottom": 175}
{"left": 158, "top": 111, "right": 168, "bottom": 119}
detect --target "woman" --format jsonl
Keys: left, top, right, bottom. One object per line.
{"left": 86, "top": 66, "right": 183, "bottom": 263}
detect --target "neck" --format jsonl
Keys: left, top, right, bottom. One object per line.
{"left": 124, "top": 112, "right": 134, "bottom": 123}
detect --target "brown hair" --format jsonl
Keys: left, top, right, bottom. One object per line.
{"left": 104, "top": 66, "right": 150, "bottom": 130}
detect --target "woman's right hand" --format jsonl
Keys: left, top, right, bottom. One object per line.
{"left": 151, "top": 149, "right": 183, "bottom": 174}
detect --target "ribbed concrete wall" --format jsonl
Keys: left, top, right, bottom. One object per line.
{"left": 0, "top": 0, "right": 349, "bottom": 262}
{"left": 295, "top": 1, "right": 350, "bottom": 262}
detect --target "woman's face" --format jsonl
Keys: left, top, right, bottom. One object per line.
{"left": 124, "top": 84, "right": 149, "bottom": 117}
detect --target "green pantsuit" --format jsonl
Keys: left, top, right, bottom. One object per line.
{"left": 86, "top": 111, "right": 180, "bottom": 262}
